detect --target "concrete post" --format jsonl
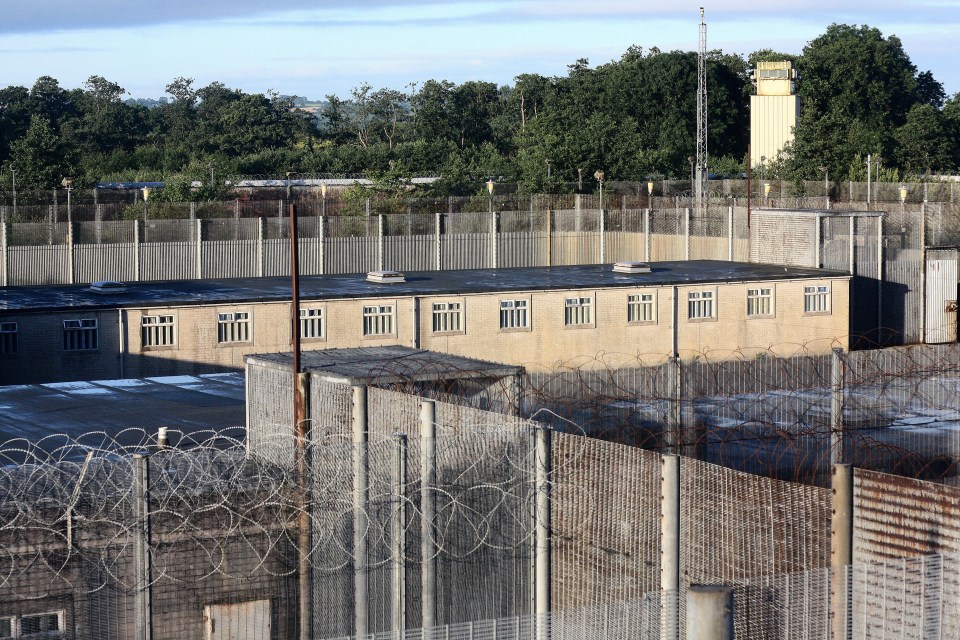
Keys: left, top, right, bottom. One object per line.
{"left": 684, "top": 207, "right": 691, "bottom": 261}
{"left": 848, "top": 216, "right": 855, "bottom": 275}
{"left": 545, "top": 210, "right": 552, "bottom": 267}
{"left": 534, "top": 426, "right": 551, "bottom": 640}
{"left": 491, "top": 211, "right": 499, "bottom": 269}
{"left": 831, "top": 463, "right": 853, "bottom": 640}
{"left": 420, "top": 400, "right": 438, "bottom": 630}
{"left": 318, "top": 215, "right": 327, "bottom": 276}
{"left": 132, "top": 454, "right": 153, "bottom": 640}
{"left": 190, "top": 201, "right": 197, "bottom": 223}
{"left": 392, "top": 433, "right": 408, "bottom": 635}
{"left": 574, "top": 193, "right": 582, "bottom": 232}
{"left": 644, "top": 208, "right": 651, "bottom": 262}
{"left": 134, "top": 220, "right": 141, "bottom": 282}
{"left": 727, "top": 206, "right": 734, "bottom": 261}
{"left": 686, "top": 585, "right": 733, "bottom": 640}
{"left": 831, "top": 348, "right": 845, "bottom": 465}
{"left": 352, "top": 385, "right": 369, "bottom": 637}
{"left": 877, "top": 215, "right": 884, "bottom": 343}
{"left": 1, "top": 213, "right": 7, "bottom": 287}
{"left": 599, "top": 208, "right": 606, "bottom": 264}
{"left": 196, "top": 219, "right": 203, "bottom": 279}
{"left": 666, "top": 357, "right": 682, "bottom": 454}
{"left": 377, "top": 214, "right": 385, "bottom": 272}
{"left": 257, "top": 217, "right": 264, "bottom": 278}
{"left": 816, "top": 214, "right": 822, "bottom": 268}
{"left": 661, "top": 454, "right": 681, "bottom": 640}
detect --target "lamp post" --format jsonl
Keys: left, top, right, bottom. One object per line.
{"left": 763, "top": 182, "right": 772, "bottom": 207}
{"left": 141, "top": 187, "right": 151, "bottom": 228}
{"left": 759, "top": 155, "right": 766, "bottom": 199}
{"left": 647, "top": 181, "right": 654, "bottom": 208}
{"left": 545, "top": 159, "right": 552, "bottom": 181}
{"left": 208, "top": 162, "right": 215, "bottom": 189}
{"left": 577, "top": 168, "right": 584, "bottom": 192}
{"left": 286, "top": 171, "right": 294, "bottom": 202}
{"left": 486, "top": 179, "right": 495, "bottom": 214}
{"left": 819, "top": 166, "right": 829, "bottom": 209}
{"left": 61, "top": 177, "right": 74, "bottom": 226}
{"left": 899, "top": 183, "right": 908, "bottom": 234}
{"left": 688, "top": 156, "right": 695, "bottom": 196}
{"left": 594, "top": 170, "right": 605, "bottom": 211}
{"left": 321, "top": 182, "right": 328, "bottom": 217}
{"left": 10, "top": 164, "right": 16, "bottom": 220}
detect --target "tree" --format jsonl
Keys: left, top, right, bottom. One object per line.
{"left": 895, "top": 103, "right": 951, "bottom": 175}
{"left": 10, "top": 115, "right": 72, "bottom": 189}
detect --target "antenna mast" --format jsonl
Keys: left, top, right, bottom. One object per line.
{"left": 696, "top": 7, "right": 708, "bottom": 217}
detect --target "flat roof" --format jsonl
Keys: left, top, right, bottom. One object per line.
{"left": 0, "top": 373, "right": 246, "bottom": 447}
{"left": 0, "top": 261, "right": 850, "bottom": 313}
{"left": 247, "top": 346, "right": 523, "bottom": 385}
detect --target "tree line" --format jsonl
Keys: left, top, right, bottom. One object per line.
{"left": 1, "top": 23, "right": 958, "bottom": 199}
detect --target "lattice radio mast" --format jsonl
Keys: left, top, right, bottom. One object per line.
{"left": 696, "top": 7, "right": 708, "bottom": 216}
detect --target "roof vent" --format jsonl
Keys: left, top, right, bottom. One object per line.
{"left": 366, "top": 270, "right": 406, "bottom": 283}
{"left": 612, "top": 261, "right": 652, "bottom": 274}
{"left": 89, "top": 280, "right": 128, "bottom": 294}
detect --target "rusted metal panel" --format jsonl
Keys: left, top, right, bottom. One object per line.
{"left": 853, "top": 468, "right": 960, "bottom": 563}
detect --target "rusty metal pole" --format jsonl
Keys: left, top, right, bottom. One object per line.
{"left": 290, "top": 203, "right": 312, "bottom": 640}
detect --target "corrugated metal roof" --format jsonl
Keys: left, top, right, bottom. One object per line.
{"left": 0, "top": 261, "right": 851, "bottom": 313}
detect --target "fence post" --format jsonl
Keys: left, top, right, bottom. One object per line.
{"left": 491, "top": 211, "right": 499, "bottom": 269}
{"left": 67, "top": 217, "right": 75, "bottom": 284}
{"left": 196, "top": 219, "right": 203, "bottom": 279}
{"left": 877, "top": 215, "right": 884, "bottom": 344}
{"left": 546, "top": 210, "right": 552, "bottom": 267}
{"left": 392, "top": 433, "right": 408, "bottom": 635}
{"left": 831, "top": 347, "right": 846, "bottom": 465}
{"left": 257, "top": 217, "right": 264, "bottom": 278}
{"left": 599, "top": 208, "right": 606, "bottom": 264}
{"left": 319, "top": 214, "right": 327, "bottom": 275}
{"left": 378, "top": 214, "right": 385, "bottom": 272}
{"left": 848, "top": 216, "right": 855, "bottom": 275}
{"left": 684, "top": 208, "right": 691, "bottom": 261}
{"left": 666, "top": 357, "right": 682, "bottom": 454}
{"left": 420, "top": 400, "right": 438, "bottom": 631}
{"left": 132, "top": 454, "right": 153, "bottom": 640}
{"left": 686, "top": 585, "right": 733, "bottom": 640}
{"left": 727, "top": 206, "right": 734, "bottom": 261}
{"left": 644, "top": 208, "right": 651, "bottom": 262}
{"left": 435, "top": 211, "right": 442, "bottom": 271}
{"left": 661, "top": 454, "right": 680, "bottom": 640}
{"left": 353, "top": 385, "right": 369, "bottom": 638}
{"left": 831, "top": 463, "right": 853, "bottom": 640}
{"left": 534, "top": 426, "right": 551, "bottom": 640}
{"left": 134, "top": 219, "right": 141, "bottom": 282}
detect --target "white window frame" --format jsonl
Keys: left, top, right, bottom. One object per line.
{"left": 2, "top": 610, "right": 65, "bottom": 639}
{"left": 0, "top": 322, "right": 17, "bottom": 355}
{"left": 431, "top": 301, "right": 464, "bottom": 334}
{"left": 63, "top": 318, "right": 98, "bottom": 351}
{"left": 627, "top": 292, "right": 657, "bottom": 324}
{"left": 299, "top": 307, "right": 325, "bottom": 341}
{"left": 499, "top": 299, "right": 530, "bottom": 331}
{"left": 363, "top": 303, "right": 395, "bottom": 337}
{"left": 687, "top": 290, "right": 716, "bottom": 321}
{"left": 217, "top": 311, "right": 252, "bottom": 344}
{"left": 804, "top": 284, "right": 831, "bottom": 314}
{"left": 141, "top": 314, "right": 176, "bottom": 348}
{"left": 746, "top": 287, "right": 774, "bottom": 317}
{"left": 564, "top": 296, "right": 594, "bottom": 327}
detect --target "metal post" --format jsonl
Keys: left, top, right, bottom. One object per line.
{"left": 134, "top": 219, "right": 141, "bottom": 282}
{"left": 534, "top": 427, "right": 551, "bottom": 640}
{"left": 132, "top": 454, "right": 153, "bottom": 640}
{"left": 920, "top": 203, "right": 927, "bottom": 342}
{"left": 195, "top": 219, "right": 203, "bottom": 279}
{"left": 727, "top": 206, "right": 733, "bottom": 261}
{"left": 686, "top": 585, "right": 733, "bottom": 640}
{"left": 661, "top": 454, "right": 680, "bottom": 640}
{"left": 353, "top": 385, "right": 369, "bottom": 638}
{"left": 877, "top": 215, "right": 884, "bottom": 344}
{"left": 644, "top": 208, "right": 651, "bottom": 262}
{"left": 848, "top": 216, "right": 855, "bottom": 275}
{"left": 435, "top": 211, "right": 442, "bottom": 271}
{"left": 491, "top": 211, "right": 499, "bottom": 269}
{"left": 420, "top": 400, "right": 438, "bottom": 630}
{"left": 831, "top": 463, "right": 853, "bottom": 640}
{"left": 816, "top": 214, "right": 822, "bottom": 268}
{"left": 257, "top": 217, "right": 264, "bottom": 278}
{"left": 1, "top": 212, "right": 7, "bottom": 287}
{"left": 545, "top": 209, "right": 552, "bottom": 267}
{"left": 599, "top": 208, "right": 606, "bottom": 263}
{"left": 831, "top": 348, "right": 845, "bottom": 465}
{"left": 666, "top": 357, "right": 682, "bottom": 454}
{"left": 866, "top": 154, "right": 872, "bottom": 206}
{"left": 392, "top": 433, "right": 408, "bottom": 635}
{"left": 378, "top": 214, "right": 385, "bottom": 271}
{"left": 684, "top": 207, "right": 691, "bottom": 261}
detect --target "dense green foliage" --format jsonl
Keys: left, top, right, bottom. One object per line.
{"left": 0, "top": 24, "right": 957, "bottom": 197}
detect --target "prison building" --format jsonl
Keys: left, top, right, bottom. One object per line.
{"left": 0, "top": 261, "right": 850, "bottom": 384}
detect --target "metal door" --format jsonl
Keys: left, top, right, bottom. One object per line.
{"left": 204, "top": 599, "right": 271, "bottom": 640}
{"left": 925, "top": 257, "right": 958, "bottom": 343}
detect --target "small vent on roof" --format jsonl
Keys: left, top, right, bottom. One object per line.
{"left": 89, "top": 280, "right": 127, "bottom": 294}
{"left": 367, "top": 270, "right": 406, "bottom": 283}
{"left": 612, "top": 261, "right": 652, "bottom": 274}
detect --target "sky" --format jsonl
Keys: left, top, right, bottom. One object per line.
{"left": 1, "top": 0, "right": 959, "bottom": 102}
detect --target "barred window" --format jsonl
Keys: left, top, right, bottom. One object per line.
{"left": 432, "top": 302, "right": 463, "bottom": 333}
{"left": 746, "top": 288, "right": 773, "bottom": 317}
{"left": 63, "top": 318, "right": 98, "bottom": 351}
{"left": 499, "top": 299, "right": 529, "bottom": 329}
{"left": 299, "top": 308, "right": 324, "bottom": 340}
{"left": 687, "top": 291, "right": 715, "bottom": 320}
{"left": 141, "top": 315, "right": 175, "bottom": 347}
{"left": 564, "top": 296, "right": 594, "bottom": 326}
{"left": 0, "top": 616, "right": 10, "bottom": 639}
{"left": 627, "top": 294, "right": 655, "bottom": 323}
{"left": 804, "top": 285, "right": 831, "bottom": 313}
{"left": 217, "top": 312, "right": 251, "bottom": 343}
{"left": 0, "top": 322, "right": 17, "bottom": 355}
{"left": 19, "top": 611, "right": 63, "bottom": 638}
{"left": 363, "top": 304, "right": 395, "bottom": 336}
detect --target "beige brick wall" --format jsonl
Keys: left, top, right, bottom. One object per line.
{"left": 0, "top": 277, "right": 850, "bottom": 383}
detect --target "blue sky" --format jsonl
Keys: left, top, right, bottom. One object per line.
{"left": 2, "top": 1, "right": 959, "bottom": 101}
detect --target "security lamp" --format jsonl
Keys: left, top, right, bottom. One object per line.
{"left": 594, "top": 170, "right": 605, "bottom": 182}
{"left": 486, "top": 180, "right": 495, "bottom": 195}
{"left": 899, "top": 185, "right": 908, "bottom": 203}
{"left": 763, "top": 182, "right": 771, "bottom": 196}
{"left": 647, "top": 181, "right": 654, "bottom": 195}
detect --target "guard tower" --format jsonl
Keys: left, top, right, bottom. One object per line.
{"left": 750, "top": 61, "right": 799, "bottom": 169}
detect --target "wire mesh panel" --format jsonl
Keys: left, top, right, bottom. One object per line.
{"left": 688, "top": 206, "right": 729, "bottom": 261}
{"left": 649, "top": 208, "right": 686, "bottom": 261}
